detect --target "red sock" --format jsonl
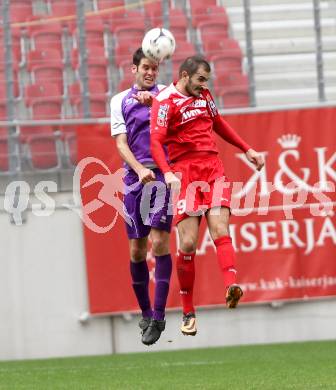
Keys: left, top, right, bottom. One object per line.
{"left": 176, "top": 250, "right": 196, "bottom": 315}
{"left": 214, "top": 236, "right": 237, "bottom": 289}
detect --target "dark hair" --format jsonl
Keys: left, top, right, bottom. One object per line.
{"left": 178, "top": 55, "right": 211, "bottom": 77}
{"left": 132, "top": 47, "right": 147, "bottom": 66}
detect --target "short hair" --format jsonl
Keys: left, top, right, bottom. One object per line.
{"left": 132, "top": 48, "right": 147, "bottom": 67}
{"left": 179, "top": 55, "right": 211, "bottom": 77}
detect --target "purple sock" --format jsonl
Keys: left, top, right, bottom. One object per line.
{"left": 130, "top": 260, "right": 152, "bottom": 318}
{"left": 153, "top": 254, "right": 172, "bottom": 321}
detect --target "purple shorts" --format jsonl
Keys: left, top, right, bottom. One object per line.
{"left": 123, "top": 169, "right": 173, "bottom": 239}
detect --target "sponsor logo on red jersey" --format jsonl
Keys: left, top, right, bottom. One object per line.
{"left": 157, "top": 103, "right": 169, "bottom": 127}
{"left": 182, "top": 108, "right": 203, "bottom": 122}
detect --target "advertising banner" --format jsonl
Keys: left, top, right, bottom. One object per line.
{"left": 76, "top": 108, "right": 336, "bottom": 314}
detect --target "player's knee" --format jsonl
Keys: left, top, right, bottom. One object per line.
{"left": 151, "top": 237, "right": 169, "bottom": 256}
{"left": 180, "top": 237, "right": 197, "bottom": 253}
{"left": 211, "top": 222, "right": 229, "bottom": 240}
{"left": 130, "top": 247, "right": 147, "bottom": 261}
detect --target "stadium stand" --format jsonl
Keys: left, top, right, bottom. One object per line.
{"left": 225, "top": 1, "right": 336, "bottom": 104}
{"left": 1, "top": 0, "right": 335, "bottom": 175}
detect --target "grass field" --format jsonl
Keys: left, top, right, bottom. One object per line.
{"left": 1, "top": 340, "right": 336, "bottom": 389}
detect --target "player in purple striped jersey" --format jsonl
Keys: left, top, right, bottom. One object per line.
{"left": 110, "top": 48, "right": 172, "bottom": 346}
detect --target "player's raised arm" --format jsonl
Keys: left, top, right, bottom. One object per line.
{"left": 150, "top": 98, "right": 171, "bottom": 174}
{"left": 150, "top": 98, "right": 181, "bottom": 190}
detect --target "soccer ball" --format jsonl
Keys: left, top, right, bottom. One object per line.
{"left": 142, "top": 28, "right": 176, "bottom": 62}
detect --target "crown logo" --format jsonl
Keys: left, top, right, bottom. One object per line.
{"left": 277, "top": 134, "right": 301, "bottom": 149}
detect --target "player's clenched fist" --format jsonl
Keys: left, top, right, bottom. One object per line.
{"left": 164, "top": 171, "right": 181, "bottom": 191}
{"left": 137, "top": 167, "right": 156, "bottom": 184}
{"left": 132, "top": 91, "right": 155, "bottom": 106}
{"left": 245, "top": 149, "right": 265, "bottom": 171}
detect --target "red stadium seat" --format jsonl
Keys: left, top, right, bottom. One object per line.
{"left": 27, "top": 49, "right": 63, "bottom": 69}
{"left": 71, "top": 46, "right": 106, "bottom": 68}
{"left": 215, "top": 73, "right": 250, "bottom": 108}
{"left": 189, "top": 0, "right": 217, "bottom": 10}
{"left": 96, "top": 0, "right": 124, "bottom": 10}
{"left": 143, "top": 0, "right": 162, "bottom": 15}
{"left": 30, "top": 64, "right": 64, "bottom": 89}
{"left": 74, "top": 18, "right": 107, "bottom": 48}
{"left": 117, "top": 76, "right": 134, "bottom": 92}
{"left": 219, "top": 90, "right": 250, "bottom": 108}
{"left": 30, "top": 100, "right": 63, "bottom": 119}
{"left": 203, "top": 37, "right": 241, "bottom": 57}
{"left": 9, "top": 4, "right": 33, "bottom": 23}
{"left": 197, "top": 20, "right": 229, "bottom": 44}
{"left": 73, "top": 97, "right": 107, "bottom": 118}
{"left": 114, "top": 24, "right": 145, "bottom": 45}
{"left": 68, "top": 80, "right": 108, "bottom": 104}
{"left": 171, "top": 41, "right": 197, "bottom": 77}
{"left": 174, "top": 41, "right": 196, "bottom": 57}
{"left": 25, "top": 83, "right": 63, "bottom": 120}
{"left": 213, "top": 72, "right": 247, "bottom": 94}
{"left": 29, "top": 23, "right": 64, "bottom": 52}
{"left": 114, "top": 41, "right": 140, "bottom": 67}
{"left": 20, "top": 126, "right": 60, "bottom": 170}
{"left": 49, "top": 2, "right": 76, "bottom": 18}
{"left": 148, "top": 9, "right": 188, "bottom": 41}
{"left": 211, "top": 52, "right": 242, "bottom": 75}
{"left": 191, "top": 5, "right": 228, "bottom": 27}
{"left": 107, "top": 10, "right": 145, "bottom": 32}
{"left": 25, "top": 83, "right": 63, "bottom": 101}
{"left": 118, "top": 59, "right": 133, "bottom": 78}
{"left": 71, "top": 48, "right": 108, "bottom": 88}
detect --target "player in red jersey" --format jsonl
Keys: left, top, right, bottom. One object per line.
{"left": 150, "top": 56, "right": 264, "bottom": 336}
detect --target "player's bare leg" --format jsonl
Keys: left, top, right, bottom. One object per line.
{"left": 176, "top": 216, "right": 200, "bottom": 335}
{"left": 129, "top": 237, "right": 153, "bottom": 333}
{"left": 141, "top": 229, "right": 172, "bottom": 346}
{"left": 206, "top": 207, "right": 243, "bottom": 308}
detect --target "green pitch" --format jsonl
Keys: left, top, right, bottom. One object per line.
{"left": 1, "top": 340, "right": 336, "bottom": 389}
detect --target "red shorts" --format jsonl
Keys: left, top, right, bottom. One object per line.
{"left": 171, "top": 154, "right": 231, "bottom": 225}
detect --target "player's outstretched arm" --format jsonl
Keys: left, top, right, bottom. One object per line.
{"left": 213, "top": 115, "right": 251, "bottom": 152}
{"left": 212, "top": 116, "right": 264, "bottom": 171}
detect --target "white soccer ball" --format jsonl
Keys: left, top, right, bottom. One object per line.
{"left": 142, "top": 28, "right": 176, "bottom": 62}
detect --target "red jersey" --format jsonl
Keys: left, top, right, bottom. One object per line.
{"left": 151, "top": 83, "right": 219, "bottom": 162}
{"left": 150, "top": 83, "right": 251, "bottom": 173}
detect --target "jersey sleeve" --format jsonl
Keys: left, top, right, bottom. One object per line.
{"left": 110, "top": 90, "right": 129, "bottom": 137}
{"left": 150, "top": 97, "right": 172, "bottom": 173}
